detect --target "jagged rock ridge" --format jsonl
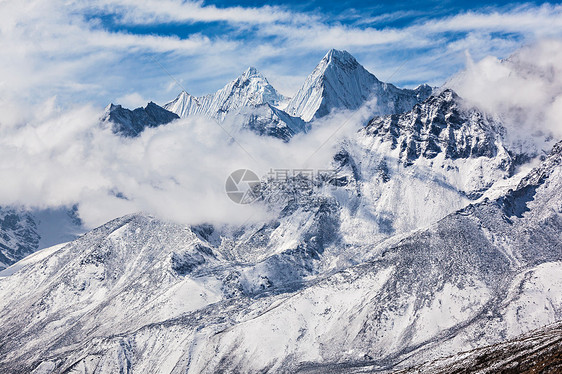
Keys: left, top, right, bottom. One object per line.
{"left": 102, "top": 102, "right": 179, "bottom": 137}
{"left": 164, "top": 67, "right": 288, "bottom": 120}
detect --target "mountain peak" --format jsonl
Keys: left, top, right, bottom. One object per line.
{"left": 241, "top": 66, "right": 263, "bottom": 80}
{"left": 164, "top": 67, "right": 287, "bottom": 121}
{"left": 364, "top": 88, "right": 507, "bottom": 171}
{"left": 104, "top": 103, "right": 121, "bottom": 112}
{"left": 423, "top": 88, "right": 458, "bottom": 105}
{"left": 323, "top": 49, "right": 357, "bottom": 65}
{"left": 285, "top": 49, "right": 429, "bottom": 121}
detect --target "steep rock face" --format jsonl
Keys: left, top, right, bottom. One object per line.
{"left": 284, "top": 49, "right": 432, "bottom": 121}
{"left": 0, "top": 208, "right": 39, "bottom": 270}
{"left": 102, "top": 102, "right": 179, "bottom": 137}
{"left": 364, "top": 89, "right": 509, "bottom": 166}
{"left": 225, "top": 103, "right": 308, "bottom": 142}
{"left": 328, "top": 89, "right": 516, "bottom": 247}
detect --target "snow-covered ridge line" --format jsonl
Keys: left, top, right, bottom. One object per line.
{"left": 164, "top": 49, "right": 431, "bottom": 124}
{"left": 103, "top": 49, "right": 432, "bottom": 142}
{"left": 164, "top": 66, "right": 287, "bottom": 120}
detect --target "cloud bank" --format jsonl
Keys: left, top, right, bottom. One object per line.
{"left": 0, "top": 98, "right": 371, "bottom": 228}
{"left": 447, "top": 39, "right": 562, "bottom": 150}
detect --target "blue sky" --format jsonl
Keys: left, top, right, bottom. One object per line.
{"left": 1, "top": 0, "right": 562, "bottom": 110}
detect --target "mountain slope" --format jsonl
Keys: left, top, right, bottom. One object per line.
{"left": 186, "top": 140, "right": 562, "bottom": 373}
{"left": 102, "top": 102, "right": 179, "bottom": 137}
{"left": 224, "top": 103, "right": 308, "bottom": 142}
{"left": 399, "top": 321, "right": 562, "bottom": 373}
{"left": 285, "top": 49, "right": 432, "bottom": 121}
{"left": 0, "top": 118, "right": 558, "bottom": 373}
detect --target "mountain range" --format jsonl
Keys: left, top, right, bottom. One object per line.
{"left": 102, "top": 49, "right": 432, "bottom": 140}
{"left": 0, "top": 48, "right": 561, "bottom": 373}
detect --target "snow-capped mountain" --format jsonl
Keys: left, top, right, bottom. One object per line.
{"left": 102, "top": 102, "right": 179, "bottom": 137}
{"left": 2, "top": 84, "right": 558, "bottom": 373}
{"left": 365, "top": 89, "right": 507, "bottom": 166}
{"left": 285, "top": 49, "right": 432, "bottom": 121}
{"left": 0, "top": 207, "right": 85, "bottom": 270}
{"left": 0, "top": 137, "right": 559, "bottom": 373}
{"left": 2, "top": 41, "right": 562, "bottom": 374}
{"left": 163, "top": 67, "right": 309, "bottom": 140}
{"left": 164, "top": 67, "right": 287, "bottom": 120}
{"left": 329, "top": 88, "right": 518, "bottom": 246}
{"left": 163, "top": 50, "right": 432, "bottom": 142}
{"left": 191, "top": 141, "right": 562, "bottom": 373}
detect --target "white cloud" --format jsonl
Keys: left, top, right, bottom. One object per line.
{"left": 417, "top": 3, "right": 562, "bottom": 35}
{"left": 0, "top": 0, "right": 237, "bottom": 108}
{"left": 2, "top": 0, "right": 562, "bottom": 109}
{"left": 93, "top": 0, "right": 312, "bottom": 25}
{"left": 0, "top": 90, "right": 372, "bottom": 228}
{"left": 446, "top": 39, "right": 562, "bottom": 150}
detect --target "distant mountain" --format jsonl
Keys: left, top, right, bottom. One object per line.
{"left": 102, "top": 102, "right": 179, "bottom": 137}
{"left": 164, "top": 67, "right": 287, "bottom": 120}
{"left": 285, "top": 49, "right": 432, "bottom": 121}
{"left": 163, "top": 51, "right": 432, "bottom": 142}
{"left": 163, "top": 67, "right": 309, "bottom": 141}
{"left": 0, "top": 207, "right": 84, "bottom": 270}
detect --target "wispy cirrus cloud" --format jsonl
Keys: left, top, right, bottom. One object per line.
{"left": 92, "top": 0, "right": 316, "bottom": 25}
{"left": 2, "top": 1, "right": 562, "bottom": 108}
